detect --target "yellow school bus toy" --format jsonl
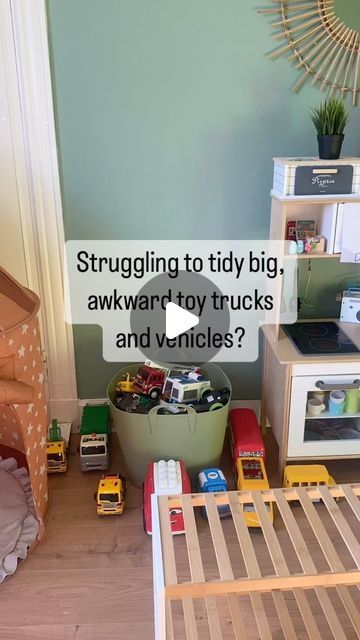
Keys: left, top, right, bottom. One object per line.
{"left": 283, "top": 464, "right": 335, "bottom": 490}
{"left": 96, "top": 474, "right": 126, "bottom": 516}
{"left": 236, "top": 457, "right": 273, "bottom": 528}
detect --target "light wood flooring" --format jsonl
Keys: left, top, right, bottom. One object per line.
{"left": 0, "top": 429, "right": 360, "bottom": 640}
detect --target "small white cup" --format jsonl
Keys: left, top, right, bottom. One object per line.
{"left": 307, "top": 398, "right": 326, "bottom": 416}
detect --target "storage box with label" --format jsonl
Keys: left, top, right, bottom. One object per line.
{"left": 273, "top": 157, "right": 360, "bottom": 197}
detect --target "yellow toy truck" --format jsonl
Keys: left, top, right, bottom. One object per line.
{"left": 96, "top": 474, "right": 126, "bottom": 516}
{"left": 236, "top": 457, "right": 273, "bottom": 528}
{"left": 46, "top": 419, "right": 71, "bottom": 473}
{"left": 116, "top": 373, "right": 135, "bottom": 395}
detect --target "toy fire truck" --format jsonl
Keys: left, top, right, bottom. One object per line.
{"left": 143, "top": 459, "right": 191, "bottom": 535}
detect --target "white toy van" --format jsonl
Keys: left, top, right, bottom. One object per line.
{"left": 162, "top": 375, "right": 211, "bottom": 404}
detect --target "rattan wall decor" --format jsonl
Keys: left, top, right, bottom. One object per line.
{"left": 259, "top": 0, "right": 360, "bottom": 106}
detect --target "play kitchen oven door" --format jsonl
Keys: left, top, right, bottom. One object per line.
{"left": 288, "top": 375, "right": 360, "bottom": 459}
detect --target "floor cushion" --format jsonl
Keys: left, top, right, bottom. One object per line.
{"left": 0, "top": 457, "right": 38, "bottom": 582}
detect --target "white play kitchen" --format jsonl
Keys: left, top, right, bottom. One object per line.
{"left": 261, "top": 157, "right": 360, "bottom": 471}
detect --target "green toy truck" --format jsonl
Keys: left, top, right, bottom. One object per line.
{"left": 80, "top": 404, "right": 110, "bottom": 472}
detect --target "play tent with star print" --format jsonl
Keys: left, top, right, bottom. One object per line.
{"left": 0, "top": 267, "right": 48, "bottom": 538}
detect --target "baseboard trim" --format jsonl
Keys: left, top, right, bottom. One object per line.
{"left": 49, "top": 399, "right": 79, "bottom": 429}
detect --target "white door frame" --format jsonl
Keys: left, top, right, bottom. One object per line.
{"left": 0, "top": 0, "right": 78, "bottom": 424}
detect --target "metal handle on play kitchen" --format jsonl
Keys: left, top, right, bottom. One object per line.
{"left": 316, "top": 379, "right": 360, "bottom": 391}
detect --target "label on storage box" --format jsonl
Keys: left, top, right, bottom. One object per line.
{"left": 294, "top": 165, "right": 353, "bottom": 195}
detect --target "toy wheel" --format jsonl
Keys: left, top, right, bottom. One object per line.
{"left": 201, "top": 388, "right": 214, "bottom": 402}
{"left": 209, "top": 402, "right": 223, "bottom": 412}
{"left": 150, "top": 388, "right": 159, "bottom": 400}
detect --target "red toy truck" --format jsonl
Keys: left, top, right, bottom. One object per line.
{"left": 143, "top": 459, "right": 191, "bottom": 535}
{"left": 229, "top": 408, "right": 265, "bottom": 470}
{"left": 134, "top": 365, "right": 166, "bottom": 399}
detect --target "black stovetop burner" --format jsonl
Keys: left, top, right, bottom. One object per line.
{"left": 282, "top": 321, "right": 359, "bottom": 356}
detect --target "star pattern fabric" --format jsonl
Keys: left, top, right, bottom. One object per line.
{"left": 0, "top": 315, "right": 48, "bottom": 538}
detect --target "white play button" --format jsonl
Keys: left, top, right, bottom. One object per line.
{"left": 165, "top": 302, "right": 199, "bottom": 339}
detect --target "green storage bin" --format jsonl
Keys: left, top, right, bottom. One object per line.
{"left": 107, "top": 363, "right": 231, "bottom": 486}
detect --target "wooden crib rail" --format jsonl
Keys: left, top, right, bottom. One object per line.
{"left": 152, "top": 484, "right": 360, "bottom": 640}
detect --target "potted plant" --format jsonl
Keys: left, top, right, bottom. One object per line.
{"left": 311, "top": 97, "right": 349, "bottom": 160}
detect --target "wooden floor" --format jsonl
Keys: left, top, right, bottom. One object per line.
{"left": 1, "top": 430, "right": 360, "bottom": 640}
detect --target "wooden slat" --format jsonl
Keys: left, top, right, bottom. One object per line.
{"left": 158, "top": 496, "right": 199, "bottom": 639}
{"left": 204, "top": 493, "right": 233, "bottom": 579}
{"left": 318, "top": 485, "right": 360, "bottom": 567}
{"left": 166, "top": 484, "right": 360, "bottom": 510}
{"left": 165, "top": 601, "right": 174, "bottom": 640}
{"left": 182, "top": 598, "right": 198, "bottom": 640}
{"left": 288, "top": 488, "right": 343, "bottom": 571}
{"left": 342, "top": 484, "right": 360, "bottom": 522}
{"left": 252, "top": 491, "right": 317, "bottom": 640}
{"left": 181, "top": 495, "right": 222, "bottom": 640}
{"left": 165, "top": 570, "right": 360, "bottom": 599}
{"left": 274, "top": 488, "right": 348, "bottom": 640}
{"left": 228, "top": 492, "right": 273, "bottom": 640}
{"left": 297, "top": 487, "right": 360, "bottom": 636}
{"left": 204, "top": 493, "right": 246, "bottom": 640}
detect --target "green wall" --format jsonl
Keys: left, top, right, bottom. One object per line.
{"left": 335, "top": 0, "right": 360, "bottom": 32}
{"left": 47, "top": 0, "right": 360, "bottom": 399}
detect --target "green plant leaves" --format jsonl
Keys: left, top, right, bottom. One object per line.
{"left": 311, "top": 98, "right": 349, "bottom": 135}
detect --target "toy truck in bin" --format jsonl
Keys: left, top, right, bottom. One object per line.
{"left": 96, "top": 474, "right": 126, "bottom": 516}
{"left": 80, "top": 404, "right": 110, "bottom": 471}
{"left": 134, "top": 362, "right": 201, "bottom": 399}
{"left": 134, "top": 365, "right": 166, "bottom": 399}
{"left": 143, "top": 460, "right": 191, "bottom": 535}
{"left": 116, "top": 372, "right": 136, "bottom": 395}
{"left": 162, "top": 375, "right": 212, "bottom": 404}
{"left": 46, "top": 419, "right": 71, "bottom": 473}
{"left": 198, "top": 468, "right": 231, "bottom": 518}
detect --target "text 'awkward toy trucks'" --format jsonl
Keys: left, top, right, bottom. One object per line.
{"left": 46, "top": 419, "right": 71, "bottom": 473}
{"left": 143, "top": 460, "right": 191, "bottom": 535}
{"left": 80, "top": 404, "right": 110, "bottom": 471}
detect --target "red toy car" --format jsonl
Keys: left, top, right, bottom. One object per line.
{"left": 143, "top": 459, "right": 191, "bottom": 535}
{"left": 134, "top": 365, "right": 166, "bottom": 399}
{"left": 229, "top": 408, "right": 265, "bottom": 470}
